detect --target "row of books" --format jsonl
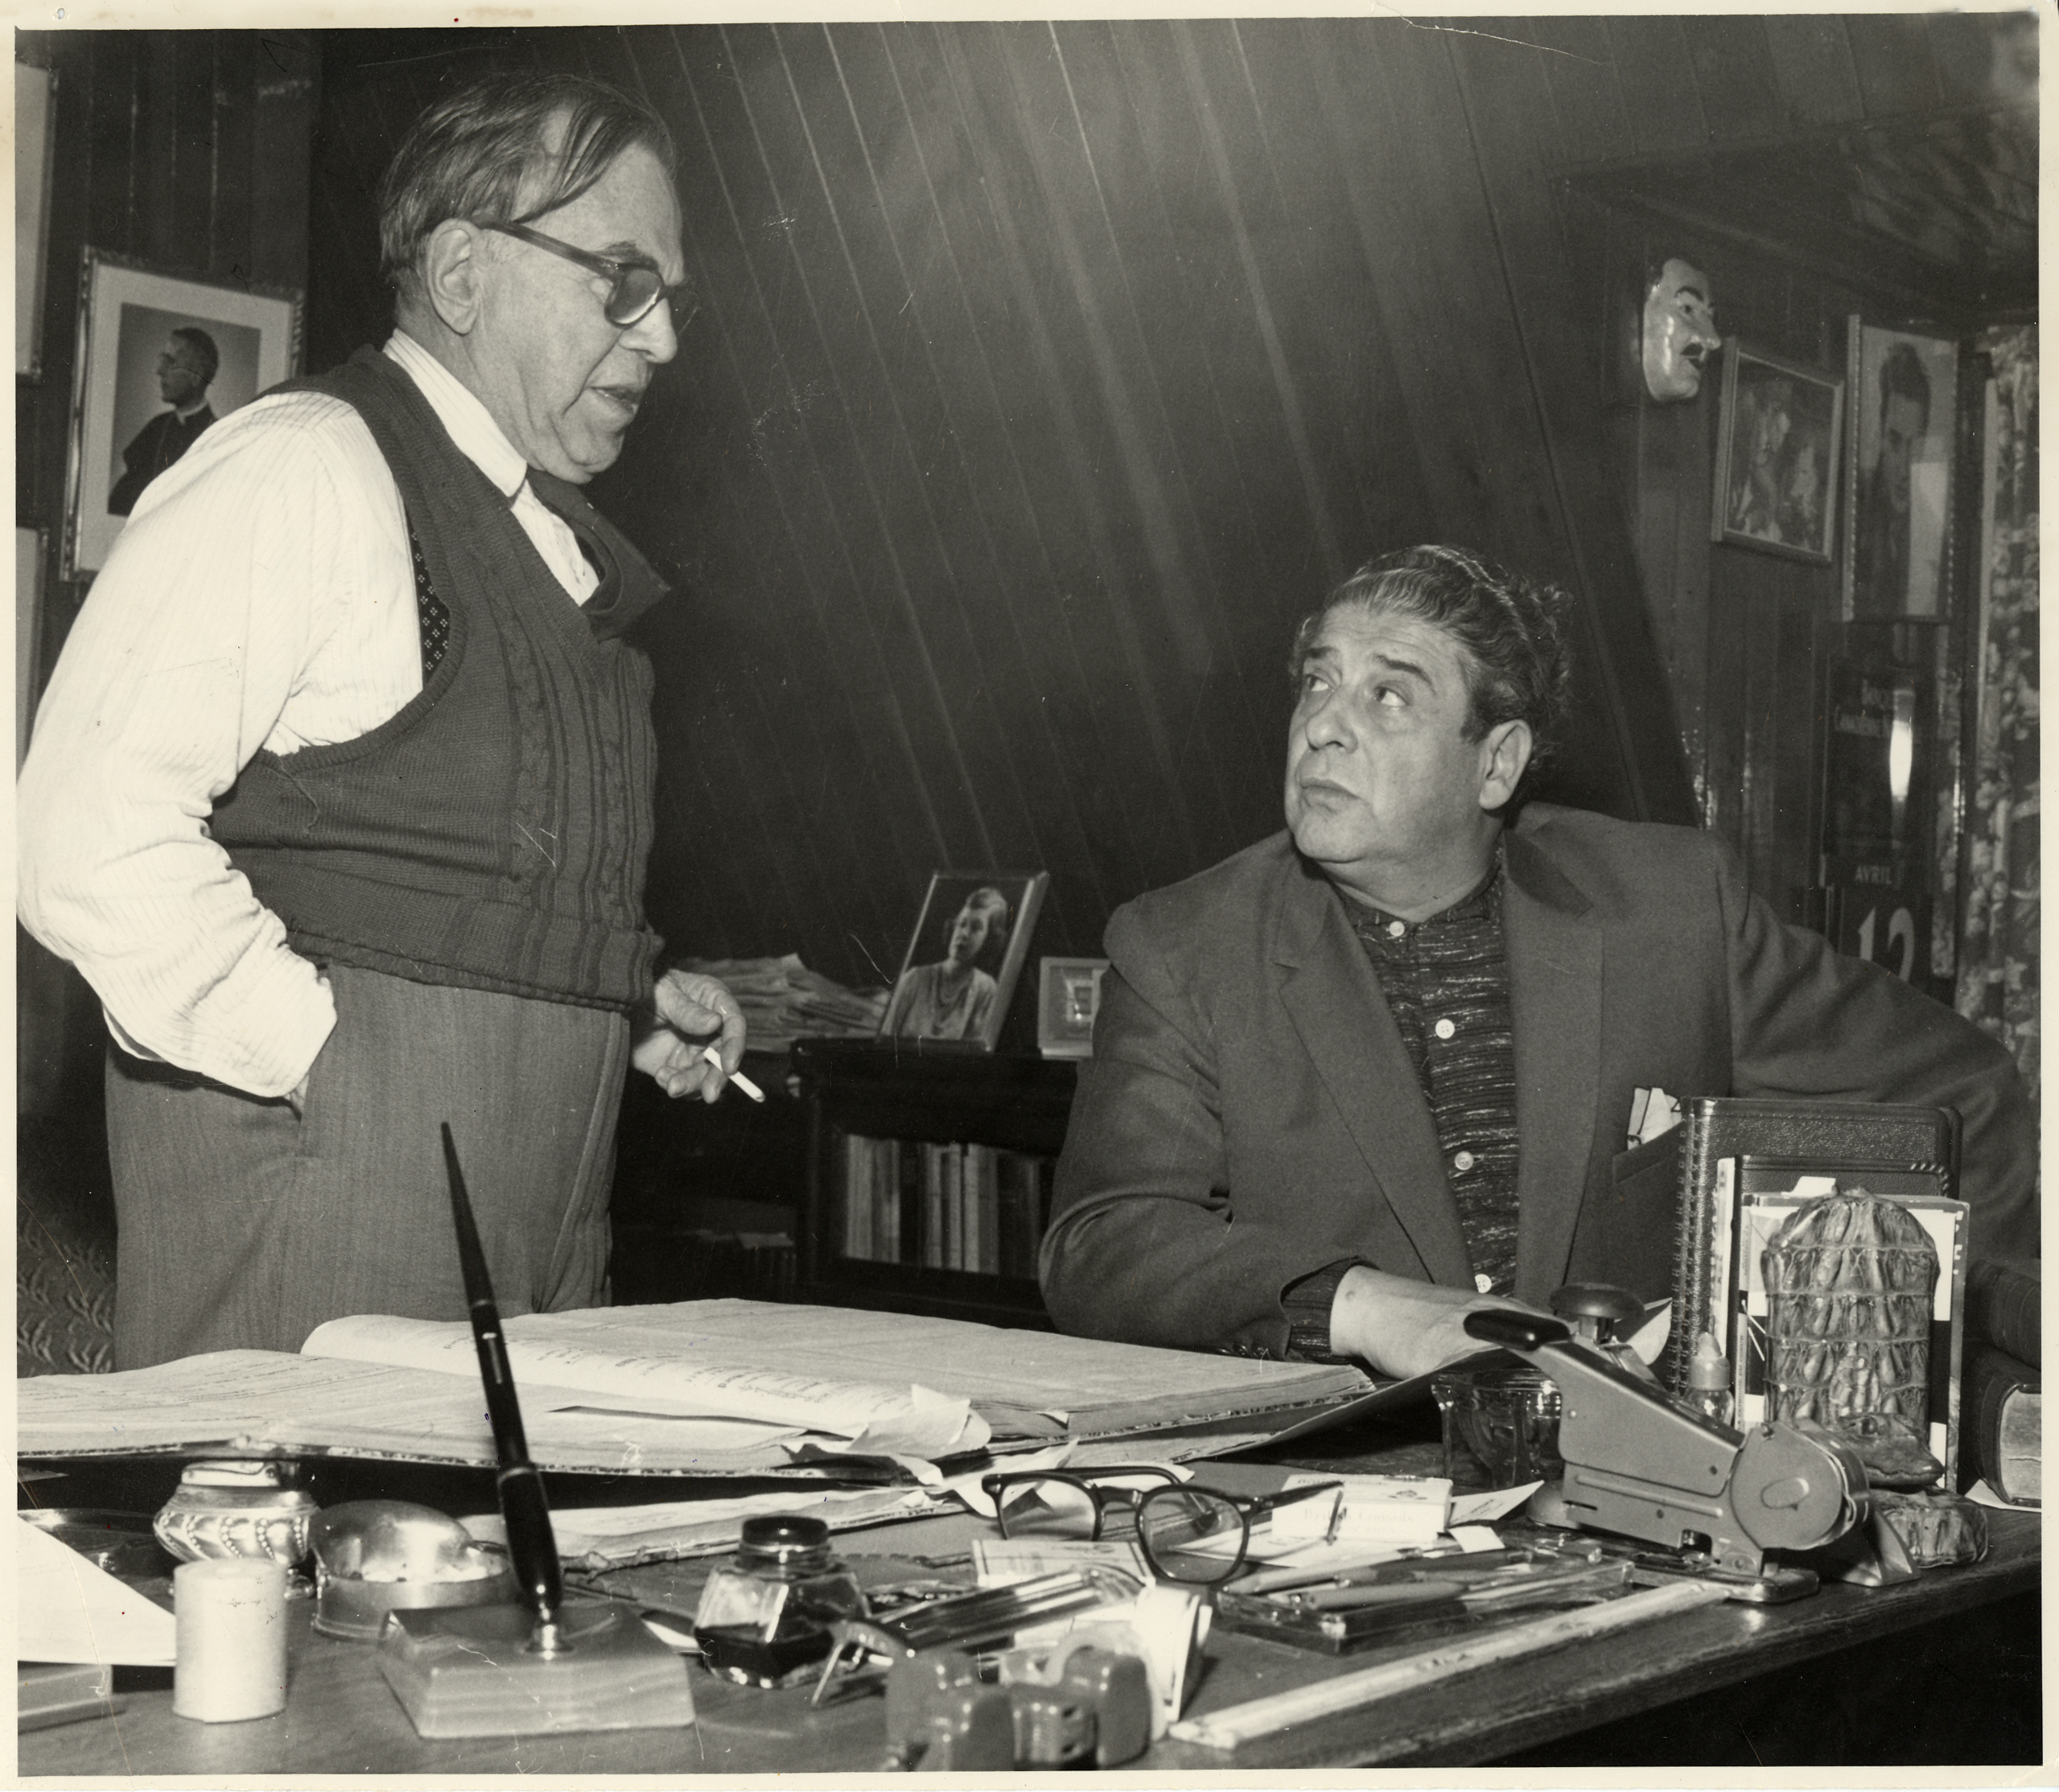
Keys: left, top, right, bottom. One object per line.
{"left": 838, "top": 1133, "right": 1056, "bottom": 1279}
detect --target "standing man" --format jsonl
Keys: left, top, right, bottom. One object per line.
{"left": 19, "top": 73, "right": 743, "bottom": 1370}
{"left": 107, "top": 326, "right": 219, "bottom": 515}
{"left": 1041, "top": 546, "right": 2036, "bottom": 1374}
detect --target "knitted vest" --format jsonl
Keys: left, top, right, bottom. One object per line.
{"left": 208, "top": 348, "right": 664, "bottom": 1011}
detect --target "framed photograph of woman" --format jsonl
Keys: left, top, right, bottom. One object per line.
{"left": 1711, "top": 341, "right": 1843, "bottom": 565}
{"left": 1843, "top": 319, "right": 1959, "bottom": 621}
{"left": 62, "top": 248, "right": 303, "bottom": 580}
{"left": 879, "top": 871, "right": 1048, "bottom": 1051}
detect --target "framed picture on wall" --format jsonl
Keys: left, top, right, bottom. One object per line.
{"left": 15, "top": 62, "right": 57, "bottom": 379}
{"left": 1842, "top": 319, "right": 1960, "bottom": 622}
{"left": 1711, "top": 340, "right": 1843, "bottom": 564}
{"left": 879, "top": 871, "right": 1048, "bottom": 1051}
{"left": 62, "top": 249, "right": 303, "bottom": 580}
{"left": 17, "top": 527, "right": 45, "bottom": 772}
{"left": 1036, "top": 957, "right": 1110, "bottom": 1059}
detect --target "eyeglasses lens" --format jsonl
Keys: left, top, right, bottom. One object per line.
{"left": 993, "top": 1478, "right": 1098, "bottom": 1539}
{"left": 605, "top": 267, "right": 665, "bottom": 328}
{"left": 1137, "top": 1489, "right": 1246, "bottom": 1583}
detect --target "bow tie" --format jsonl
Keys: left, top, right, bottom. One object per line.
{"left": 521, "top": 468, "right": 672, "bottom": 641}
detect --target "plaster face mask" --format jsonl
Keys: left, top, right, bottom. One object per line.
{"left": 1641, "top": 257, "right": 1721, "bottom": 402}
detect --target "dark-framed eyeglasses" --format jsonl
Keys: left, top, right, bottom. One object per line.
{"left": 483, "top": 220, "right": 692, "bottom": 330}
{"left": 979, "top": 1467, "right": 1345, "bottom": 1585}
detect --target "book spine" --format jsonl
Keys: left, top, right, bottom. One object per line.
{"left": 957, "top": 1144, "right": 978, "bottom": 1275}
{"left": 842, "top": 1133, "right": 866, "bottom": 1261}
{"left": 978, "top": 1147, "right": 999, "bottom": 1275}
{"left": 921, "top": 1144, "right": 944, "bottom": 1270}
{"left": 1964, "top": 1340, "right": 2040, "bottom": 1503}
{"left": 1966, "top": 1257, "right": 2041, "bottom": 1368}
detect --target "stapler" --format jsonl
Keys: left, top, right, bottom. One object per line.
{"left": 1462, "top": 1308, "right": 1868, "bottom": 1601}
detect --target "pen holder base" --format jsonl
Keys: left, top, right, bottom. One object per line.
{"left": 375, "top": 1597, "right": 696, "bottom": 1738}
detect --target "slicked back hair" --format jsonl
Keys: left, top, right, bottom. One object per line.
{"left": 378, "top": 72, "right": 676, "bottom": 303}
{"left": 169, "top": 326, "right": 219, "bottom": 386}
{"left": 1289, "top": 545, "right": 1574, "bottom": 797}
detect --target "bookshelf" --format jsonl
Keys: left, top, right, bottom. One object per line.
{"left": 792, "top": 1038, "right": 1077, "bottom": 1328}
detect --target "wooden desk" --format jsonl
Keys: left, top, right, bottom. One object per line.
{"left": 20, "top": 1419, "right": 2040, "bottom": 1773}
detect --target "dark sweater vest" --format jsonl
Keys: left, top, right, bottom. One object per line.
{"left": 208, "top": 348, "right": 664, "bottom": 1011}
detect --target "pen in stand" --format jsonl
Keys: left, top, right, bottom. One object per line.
{"left": 440, "top": 1123, "right": 567, "bottom": 1654}
{"left": 699, "top": 1044, "right": 764, "bottom": 1102}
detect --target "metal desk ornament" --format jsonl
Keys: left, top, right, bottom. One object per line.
{"left": 369, "top": 1125, "right": 696, "bottom": 1739}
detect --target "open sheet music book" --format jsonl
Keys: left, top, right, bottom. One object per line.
{"left": 19, "top": 1300, "right": 1386, "bottom": 1480}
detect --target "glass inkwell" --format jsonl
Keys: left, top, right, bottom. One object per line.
{"left": 1431, "top": 1286, "right": 1647, "bottom": 1490}
{"left": 693, "top": 1514, "right": 867, "bottom": 1688}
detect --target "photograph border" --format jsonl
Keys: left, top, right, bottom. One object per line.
{"left": 61, "top": 246, "right": 304, "bottom": 582}
{"left": 15, "top": 61, "right": 57, "bottom": 381}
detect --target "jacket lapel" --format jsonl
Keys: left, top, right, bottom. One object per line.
{"left": 1270, "top": 857, "right": 1472, "bottom": 1285}
{"left": 1504, "top": 826, "right": 1603, "bottom": 1300}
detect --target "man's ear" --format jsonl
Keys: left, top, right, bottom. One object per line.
{"left": 420, "top": 220, "right": 488, "bottom": 336}
{"left": 1478, "top": 719, "right": 1534, "bottom": 811}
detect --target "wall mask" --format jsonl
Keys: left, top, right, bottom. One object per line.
{"left": 1641, "top": 257, "right": 1721, "bottom": 402}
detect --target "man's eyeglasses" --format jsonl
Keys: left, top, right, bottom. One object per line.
{"left": 979, "top": 1468, "right": 1344, "bottom": 1585}
{"left": 483, "top": 220, "right": 692, "bottom": 330}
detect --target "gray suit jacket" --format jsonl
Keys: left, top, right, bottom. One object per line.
{"left": 1040, "top": 805, "right": 2037, "bottom": 1353}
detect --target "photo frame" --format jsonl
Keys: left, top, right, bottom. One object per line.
{"left": 1036, "top": 957, "right": 1110, "bottom": 1059}
{"left": 1711, "top": 340, "right": 1843, "bottom": 564}
{"left": 879, "top": 871, "right": 1048, "bottom": 1051}
{"left": 15, "top": 62, "right": 57, "bottom": 380}
{"left": 62, "top": 248, "right": 303, "bottom": 580}
{"left": 17, "top": 527, "right": 45, "bottom": 771}
{"left": 1842, "top": 319, "right": 1959, "bottom": 621}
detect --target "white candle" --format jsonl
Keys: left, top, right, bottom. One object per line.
{"left": 173, "top": 1559, "right": 289, "bottom": 1723}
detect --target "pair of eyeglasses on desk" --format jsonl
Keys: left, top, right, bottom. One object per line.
{"left": 980, "top": 1468, "right": 1345, "bottom": 1585}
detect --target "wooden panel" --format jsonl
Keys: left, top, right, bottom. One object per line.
{"left": 1763, "top": 17, "right": 1866, "bottom": 131}
{"left": 1680, "top": 19, "right": 1784, "bottom": 146}
{"left": 1843, "top": 16, "right": 1944, "bottom": 122}
{"left": 1604, "top": 16, "right": 1709, "bottom": 156}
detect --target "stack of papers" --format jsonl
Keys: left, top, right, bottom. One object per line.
{"left": 675, "top": 954, "right": 886, "bottom": 1048}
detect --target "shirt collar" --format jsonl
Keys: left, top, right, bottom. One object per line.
{"left": 1341, "top": 846, "right": 1505, "bottom": 941}
{"left": 382, "top": 330, "right": 529, "bottom": 502}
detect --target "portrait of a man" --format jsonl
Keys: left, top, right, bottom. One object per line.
{"left": 1850, "top": 328, "right": 1958, "bottom": 618}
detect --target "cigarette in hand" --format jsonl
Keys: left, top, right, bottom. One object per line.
{"left": 700, "top": 1044, "right": 764, "bottom": 1102}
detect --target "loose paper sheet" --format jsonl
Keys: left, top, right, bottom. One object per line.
{"left": 18, "top": 1519, "right": 176, "bottom": 1666}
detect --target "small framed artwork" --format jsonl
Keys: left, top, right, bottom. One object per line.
{"left": 62, "top": 248, "right": 303, "bottom": 580}
{"left": 1037, "top": 957, "right": 1110, "bottom": 1059}
{"left": 879, "top": 871, "right": 1049, "bottom": 1051}
{"left": 1843, "top": 319, "right": 1960, "bottom": 621}
{"left": 16, "top": 62, "right": 57, "bottom": 379}
{"left": 1711, "top": 340, "right": 1843, "bottom": 564}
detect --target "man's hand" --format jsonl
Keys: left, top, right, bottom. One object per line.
{"left": 1328, "top": 1265, "right": 1551, "bottom": 1380}
{"left": 632, "top": 970, "right": 747, "bottom": 1102}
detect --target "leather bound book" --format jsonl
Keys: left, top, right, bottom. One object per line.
{"left": 1963, "top": 1340, "right": 2040, "bottom": 1506}
{"left": 1965, "top": 1255, "right": 2040, "bottom": 1369}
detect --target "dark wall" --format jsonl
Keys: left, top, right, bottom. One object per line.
{"left": 305, "top": 21, "right": 1695, "bottom": 997}
{"left": 15, "top": 28, "right": 316, "bottom": 1118}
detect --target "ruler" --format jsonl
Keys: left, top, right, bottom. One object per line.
{"left": 1167, "top": 1580, "right": 1729, "bottom": 1750}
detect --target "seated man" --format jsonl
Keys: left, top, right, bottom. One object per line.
{"left": 1040, "top": 546, "right": 2036, "bottom": 1377}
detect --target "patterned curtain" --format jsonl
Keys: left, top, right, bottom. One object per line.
{"left": 1954, "top": 327, "right": 2038, "bottom": 1101}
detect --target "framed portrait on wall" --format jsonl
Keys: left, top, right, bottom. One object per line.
{"left": 16, "top": 62, "right": 56, "bottom": 379}
{"left": 879, "top": 871, "right": 1048, "bottom": 1051}
{"left": 62, "top": 249, "right": 303, "bottom": 580}
{"left": 1842, "top": 319, "right": 1959, "bottom": 622}
{"left": 1711, "top": 341, "right": 1843, "bottom": 564}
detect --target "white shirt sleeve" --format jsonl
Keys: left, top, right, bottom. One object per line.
{"left": 16, "top": 390, "right": 421, "bottom": 1097}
